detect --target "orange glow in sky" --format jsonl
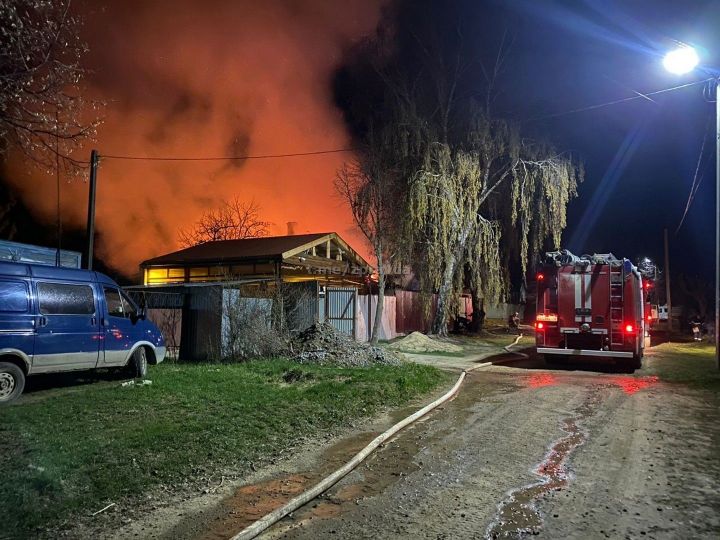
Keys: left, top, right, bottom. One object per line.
{"left": 3, "top": 0, "right": 382, "bottom": 277}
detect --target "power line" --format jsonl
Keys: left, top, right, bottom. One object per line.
{"left": 675, "top": 117, "right": 713, "bottom": 236}
{"left": 100, "top": 148, "right": 357, "bottom": 162}
{"left": 525, "top": 78, "right": 714, "bottom": 122}
{"left": 88, "top": 79, "right": 713, "bottom": 161}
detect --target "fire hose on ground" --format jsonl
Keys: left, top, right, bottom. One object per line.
{"left": 503, "top": 333, "right": 529, "bottom": 360}
{"left": 228, "top": 340, "right": 529, "bottom": 540}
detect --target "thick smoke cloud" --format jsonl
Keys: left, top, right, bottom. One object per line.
{"left": 3, "top": 0, "right": 382, "bottom": 275}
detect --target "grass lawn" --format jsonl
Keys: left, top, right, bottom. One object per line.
{"left": 0, "top": 359, "right": 449, "bottom": 538}
{"left": 645, "top": 341, "right": 720, "bottom": 391}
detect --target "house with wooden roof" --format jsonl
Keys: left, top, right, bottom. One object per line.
{"left": 140, "top": 232, "right": 370, "bottom": 287}
{"left": 133, "top": 233, "right": 372, "bottom": 360}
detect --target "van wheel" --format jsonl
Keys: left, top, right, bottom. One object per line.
{"left": 127, "top": 347, "right": 148, "bottom": 379}
{"left": 0, "top": 363, "right": 25, "bottom": 405}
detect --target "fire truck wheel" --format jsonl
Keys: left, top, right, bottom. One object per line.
{"left": 543, "top": 354, "right": 563, "bottom": 365}
{"left": 632, "top": 339, "right": 642, "bottom": 369}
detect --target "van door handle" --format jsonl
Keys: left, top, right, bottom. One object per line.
{"left": 38, "top": 316, "right": 48, "bottom": 327}
{"left": 91, "top": 317, "right": 97, "bottom": 326}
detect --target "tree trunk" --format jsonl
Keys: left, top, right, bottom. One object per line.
{"left": 370, "top": 245, "right": 385, "bottom": 345}
{"left": 431, "top": 251, "right": 459, "bottom": 336}
{"left": 431, "top": 224, "right": 472, "bottom": 336}
{"left": 468, "top": 289, "right": 484, "bottom": 333}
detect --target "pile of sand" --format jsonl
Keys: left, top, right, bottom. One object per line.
{"left": 292, "top": 322, "right": 403, "bottom": 367}
{"left": 386, "top": 331, "right": 463, "bottom": 354}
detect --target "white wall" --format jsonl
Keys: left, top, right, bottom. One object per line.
{"left": 357, "top": 294, "right": 398, "bottom": 342}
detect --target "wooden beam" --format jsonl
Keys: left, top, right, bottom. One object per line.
{"left": 280, "top": 232, "right": 372, "bottom": 269}
{"left": 281, "top": 234, "right": 331, "bottom": 260}
{"left": 326, "top": 239, "right": 331, "bottom": 259}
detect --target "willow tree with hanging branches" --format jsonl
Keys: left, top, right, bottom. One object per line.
{"left": 333, "top": 0, "right": 583, "bottom": 335}
{"left": 406, "top": 112, "right": 582, "bottom": 335}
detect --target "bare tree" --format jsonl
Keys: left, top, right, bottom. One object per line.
{"left": 336, "top": 126, "right": 401, "bottom": 344}
{"left": 178, "top": 198, "right": 270, "bottom": 247}
{"left": 220, "top": 282, "right": 313, "bottom": 361}
{"left": 148, "top": 308, "right": 181, "bottom": 361}
{"left": 0, "top": 0, "right": 100, "bottom": 170}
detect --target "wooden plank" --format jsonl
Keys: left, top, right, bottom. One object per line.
{"left": 281, "top": 234, "right": 332, "bottom": 260}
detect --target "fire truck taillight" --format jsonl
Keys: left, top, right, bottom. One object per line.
{"left": 535, "top": 321, "right": 545, "bottom": 330}
{"left": 625, "top": 324, "right": 635, "bottom": 333}
{"left": 537, "top": 273, "right": 544, "bottom": 281}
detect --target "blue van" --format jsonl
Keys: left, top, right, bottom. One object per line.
{"left": 0, "top": 261, "right": 165, "bottom": 404}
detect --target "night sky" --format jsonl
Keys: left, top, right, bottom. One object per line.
{"left": 493, "top": 0, "right": 719, "bottom": 278}
{"left": 1, "top": 0, "right": 718, "bottom": 281}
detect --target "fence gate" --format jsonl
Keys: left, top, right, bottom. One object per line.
{"left": 324, "top": 287, "right": 356, "bottom": 338}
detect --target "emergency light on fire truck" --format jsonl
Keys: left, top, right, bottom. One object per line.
{"left": 534, "top": 249, "right": 647, "bottom": 370}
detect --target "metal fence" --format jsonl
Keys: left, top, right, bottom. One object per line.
{"left": 323, "top": 287, "right": 356, "bottom": 337}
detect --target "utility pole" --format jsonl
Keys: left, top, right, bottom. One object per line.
{"left": 715, "top": 78, "right": 719, "bottom": 369}
{"left": 664, "top": 228, "right": 673, "bottom": 333}
{"left": 55, "top": 109, "right": 61, "bottom": 267}
{"left": 86, "top": 149, "right": 99, "bottom": 270}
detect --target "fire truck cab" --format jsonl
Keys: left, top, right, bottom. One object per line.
{"left": 535, "top": 250, "right": 646, "bottom": 369}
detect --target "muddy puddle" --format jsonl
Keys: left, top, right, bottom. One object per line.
{"left": 198, "top": 397, "right": 458, "bottom": 539}
{"left": 485, "top": 387, "right": 604, "bottom": 539}
{"left": 196, "top": 429, "right": 381, "bottom": 540}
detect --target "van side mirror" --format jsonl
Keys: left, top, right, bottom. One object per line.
{"left": 130, "top": 309, "right": 146, "bottom": 324}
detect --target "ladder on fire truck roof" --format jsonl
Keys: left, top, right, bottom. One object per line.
{"left": 609, "top": 262, "right": 624, "bottom": 346}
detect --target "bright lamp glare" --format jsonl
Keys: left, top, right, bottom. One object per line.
{"left": 663, "top": 46, "right": 699, "bottom": 74}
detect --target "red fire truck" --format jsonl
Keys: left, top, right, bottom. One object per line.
{"left": 535, "top": 250, "right": 646, "bottom": 369}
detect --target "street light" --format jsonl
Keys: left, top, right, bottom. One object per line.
{"left": 662, "top": 45, "right": 719, "bottom": 369}
{"left": 663, "top": 46, "right": 699, "bottom": 74}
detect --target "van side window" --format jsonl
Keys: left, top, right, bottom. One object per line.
{"left": 104, "top": 288, "right": 138, "bottom": 319}
{"left": 0, "top": 281, "right": 28, "bottom": 312}
{"left": 121, "top": 292, "right": 137, "bottom": 318}
{"left": 104, "top": 288, "right": 125, "bottom": 318}
{"left": 37, "top": 283, "right": 95, "bottom": 315}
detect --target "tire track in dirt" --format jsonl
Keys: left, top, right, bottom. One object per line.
{"left": 485, "top": 386, "right": 605, "bottom": 539}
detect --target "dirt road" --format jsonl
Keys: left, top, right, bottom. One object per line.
{"left": 247, "top": 348, "right": 720, "bottom": 539}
